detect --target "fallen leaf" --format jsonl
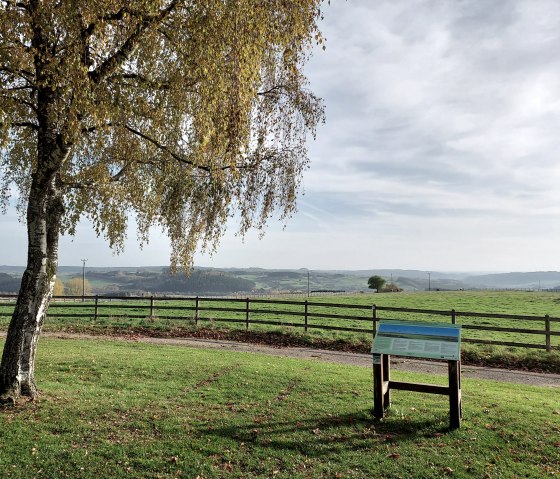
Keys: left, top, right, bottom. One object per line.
{"left": 387, "top": 453, "right": 400, "bottom": 459}
{"left": 443, "top": 466, "right": 454, "bottom": 475}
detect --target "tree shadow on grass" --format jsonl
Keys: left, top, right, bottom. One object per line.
{"left": 198, "top": 409, "right": 453, "bottom": 457}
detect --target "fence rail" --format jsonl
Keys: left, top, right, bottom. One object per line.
{"left": 0, "top": 294, "right": 559, "bottom": 352}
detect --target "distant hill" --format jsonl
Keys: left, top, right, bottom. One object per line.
{"left": 393, "top": 276, "right": 467, "bottom": 291}
{"left": 328, "top": 269, "right": 473, "bottom": 281}
{"left": 0, "top": 272, "right": 20, "bottom": 293}
{"left": 125, "top": 269, "right": 256, "bottom": 294}
{"left": 464, "top": 271, "right": 560, "bottom": 289}
{"left": 83, "top": 269, "right": 256, "bottom": 295}
{"left": 1, "top": 266, "right": 559, "bottom": 294}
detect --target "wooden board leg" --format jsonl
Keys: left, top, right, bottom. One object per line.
{"left": 383, "top": 353, "right": 391, "bottom": 407}
{"left": 458, "top": 360, "right": 463, "bottom": 419}
{"left": 448, "top": 360, "right": 461, "bottom": 429}
{"left": 373, "top": 355, "right": 385, "bottom": 418}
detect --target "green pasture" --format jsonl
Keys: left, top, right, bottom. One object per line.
{"left": 1, "top": 291, "right": 559, "bottom": 369}
{"left": 2, "top": 290, "right": 559, "bottom": 344}
{"left": 0, "top": 338, "right": 558, "bottom": 478}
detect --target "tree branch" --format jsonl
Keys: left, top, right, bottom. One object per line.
{"left": 62, "top": 159, "right": 161, "bottom": 190}
{"left": 109, "top": 163, "right": 131, "bottom": 183}
{"left": 108, "top": 72, "right": 197, "bottom": 94}
{"left": 3, "top": 85, "right": 35, "bottom": 92}
{"left": 257, "top": 84, "right": 289, "bottom": 96}
{"left": 88, "top": 0, "right": 180, "bottom": 85}
{"left": 82, "top": 6, "right": 146, "bottom": 38}
{"left": 0, "top": 121, "right": 39, "bottom": 130}
{"left": 80, "top": 121, "right": 112, "bottom": 135}
{"left": 0, "top": 92, "right": 38, "bottom": 113}
{"left": 2, "top": 0, "right": 30, "bottom": 11}
{"left": 0, "top": 66, "right": 35, "bottom": 84}
{"left": 123, "top": 124, "right": 210, "bottom": 172}
{"left": 78, "top": 8, "right": 142, "bottom": 67}
{"left": 113, "top": 72, "right": 171, "bottom": 90}
{"left": 61, "top": 178, "right": 93, "bottom": 190}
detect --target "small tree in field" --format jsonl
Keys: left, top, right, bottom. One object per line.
{"left": 52, "top": 279, "right": 65, "bottom": 296}
{"left": 368, "top": 275, "right": 386, "bottom": 293}
{"left": 65, "top": 278, "right": 92, "bottom": 297}
{"left": 0, "top": 0, "right": 325, "bottom": 403}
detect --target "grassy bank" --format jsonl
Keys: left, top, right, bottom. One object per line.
{"left": 0, "top": 338, "right": 559, "bottom": 478}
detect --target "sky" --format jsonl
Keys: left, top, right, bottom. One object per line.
{"left": 3, "top": 0, "right": 560, "bottom": 272}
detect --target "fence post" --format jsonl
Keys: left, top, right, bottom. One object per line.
{"left": 150, "top": 295, "right": 155, "bottom": 318}
{"left": 451, "top": 309, "right": 456, "bottom": 325}
{"left": 245, "top": 298, "right": 250, "bottom": 330}
{"left": 195, "top": 296, "right": 199, "bottom": 326}
{"left": 372, "top": 305, "right": 377, "bottom": 339}
{"left": 304, "top": 300, "right": 308, "bottom": 332}
{"left": 545, "top": 315, "right": 551, "bottom": 352}
{"left": 94, "top": 295, "right": 99, "bottom": 321}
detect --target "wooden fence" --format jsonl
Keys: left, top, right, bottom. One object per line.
{"left": 0, "top": 295, "right": 559, "bottom": 352}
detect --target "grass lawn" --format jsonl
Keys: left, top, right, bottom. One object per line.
{"left": 0, "top": 338, "right": 558, "bottom": 478}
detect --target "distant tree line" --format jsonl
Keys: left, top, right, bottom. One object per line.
{"left": 123, "top": 270, "right": 256, "bottom": 294}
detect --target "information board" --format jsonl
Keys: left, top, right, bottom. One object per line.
{"left": 371, "top": 320, "right": 461, "bottom": 361}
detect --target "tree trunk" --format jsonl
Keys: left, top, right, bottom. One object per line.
{"left": 0, "top": 22, "right": 73, "bottom": 404}
{"left": 0, "top": 163, "right": 65, "bottom": 404}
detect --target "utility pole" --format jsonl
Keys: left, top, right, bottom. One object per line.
{"left": 81, "top": 258, "right": 88, "bottom": 302}
{"left": 307, "top": 271, "right": 310, "bottom": 297}
{"left": 427, "top": 272, "right": 431, "bottom": 292}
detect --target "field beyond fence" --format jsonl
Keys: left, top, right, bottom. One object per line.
{"left": 1, "top": 293, "right": 559, "bottom": 352}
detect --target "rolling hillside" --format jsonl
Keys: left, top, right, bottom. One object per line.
{"left": 1, "top": 266, "right": 558, "bottom": 295}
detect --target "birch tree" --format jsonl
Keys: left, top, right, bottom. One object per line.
{"left": 0, "top": 0, "right": 324, "bottom": 403}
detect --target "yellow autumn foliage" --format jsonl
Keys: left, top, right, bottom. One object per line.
{"left": 0, "top": 0, "right": 325, "bottom": 271}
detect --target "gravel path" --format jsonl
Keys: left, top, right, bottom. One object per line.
{"left": 39, "top": 332, "right": 560, "bottom": 388}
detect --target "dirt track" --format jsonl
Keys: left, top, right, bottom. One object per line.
{"left": 38, "top": 332, "right": 560, "bottom": 388}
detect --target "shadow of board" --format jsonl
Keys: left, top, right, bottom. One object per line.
{"left": 197, "top": 410, "right": 452, "bottom": 457}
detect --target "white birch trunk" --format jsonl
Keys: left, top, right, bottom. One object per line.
{"left": 0, "top": 139, "right": 66, "bottom": 403}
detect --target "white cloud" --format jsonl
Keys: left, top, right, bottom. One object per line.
{"left": 3, "top": 0, "right": 560, "bottom": 271}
